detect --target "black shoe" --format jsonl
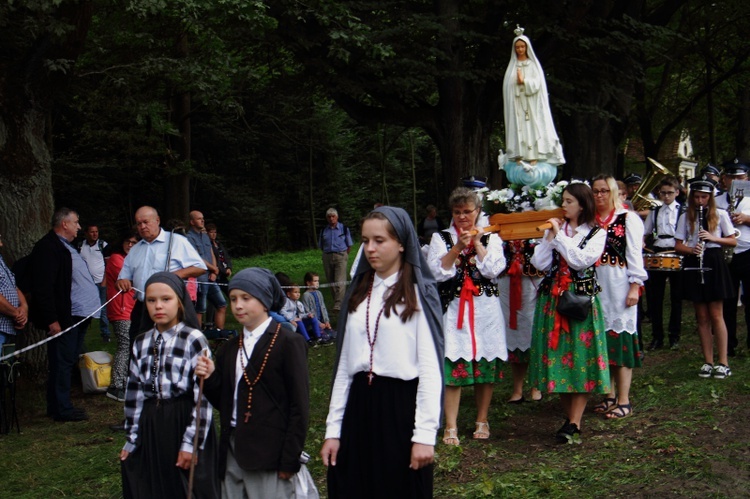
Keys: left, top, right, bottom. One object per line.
{"left": 669, "top": 341, "right": 680, "bottom": 351}
{"left": 647, "top": 339, "right": 663, "bottom": 351}
{"left": 555, "top": 422, "right": 580, "bottom": 443}
{"left": 109, "top": 421, "right": 127, "bottom": 432}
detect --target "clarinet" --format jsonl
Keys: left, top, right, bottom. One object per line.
{"left": 697, "top": 205, "right": 706, "bottom": 285}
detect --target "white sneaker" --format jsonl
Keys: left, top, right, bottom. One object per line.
{"left": 698, "top": 363, "right": 713, "bottom": 378}
{"left": 713, "top": 364, "right": 732, "bottom": 379}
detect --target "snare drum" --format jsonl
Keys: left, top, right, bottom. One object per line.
{"left": 643, "top": 252, "right": 683, "bottom": 271}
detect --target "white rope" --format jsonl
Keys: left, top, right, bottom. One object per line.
{"left": 0, "top": 275, "right": 352, "bottom": 362}
{"left": 0, "top": 288, "right": 141, "bottom": 362}
{"left": 196, "top": 280, "right": 351, "bottom": 290}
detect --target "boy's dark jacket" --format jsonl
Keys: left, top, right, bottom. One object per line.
{"left": 202, "top": 319, "right": 309, "bottom": 476}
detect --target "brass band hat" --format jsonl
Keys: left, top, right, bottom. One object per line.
{"left": 623, "top": 173, "right": 642, "bottom": 185}
{"left": 700, "top": 164, "right": 721, "bottom": 177}
{"left": 461, "top": 175, "right": 488, "bottom": 189}
{"left": 721, "top": 159, "right": 749, "bottom": 176}
{"left": 688, "top": 175, "right": 717, "bottom": 194}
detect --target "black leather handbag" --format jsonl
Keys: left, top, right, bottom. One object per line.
{"left": 556, "top": 291, "right": 591, "bottom": 322}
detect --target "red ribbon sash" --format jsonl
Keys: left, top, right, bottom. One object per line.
{"left": 549, "top": 259, "right": 572, "bottom": 350}
{"left": 457, "top": 272, "right": 480, "bottom": 359}
{"left": 506, "top": 241, "right": 525, "bottom": 329}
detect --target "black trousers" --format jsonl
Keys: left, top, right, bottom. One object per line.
{"left": 46, "top": 317, "right": 90, "bottom": 418}
{"left": 723, "top": 250, "right": 750, "bottom": 352}
{"left": 645, "top": 269, "right": 683, "bottom": 344}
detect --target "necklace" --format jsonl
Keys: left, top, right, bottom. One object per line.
{"left": 596, "top": 209, "right": 616, "bottom": 228}
{"left": 238, "top": 323, "right": 280, "bottom": 423}
{"left": 365, "top": 275, "right": 387, "bottom": 386}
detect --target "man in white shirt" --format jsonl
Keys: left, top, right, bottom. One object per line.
{"left": 643, "top": 176, "right": 684, "bottom": 350}
{"left": 78, "top": 224, "right": 110, "bottom": 342}
{"left": 116, "top": 206, "right": 206, "bottom": 336}
{"left": 715, "top": 160, "right": 750, "bottom": 356}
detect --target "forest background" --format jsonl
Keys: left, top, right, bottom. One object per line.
{"left": 1, "top": 0, "right": 750, "bottom": 261}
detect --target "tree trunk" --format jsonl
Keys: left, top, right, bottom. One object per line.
{"left": 16, "top": 326, "right": 49, "bottom": 384}
{"left": 0, "top": 105, "right": 55, "bottom": 261}
{"left": 0, "top": 1, "right": 93, "bottom": 380}
{"left": 164, "top": 31, "right": 191, "bottom": 222}
{"left": 737, "top": 84, "right": 750, "bottom": 158}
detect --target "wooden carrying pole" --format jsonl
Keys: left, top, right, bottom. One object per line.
{"left": 471, "top": 208, "right": 565, "bottom": 240}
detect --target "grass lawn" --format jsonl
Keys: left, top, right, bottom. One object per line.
{"left": 1, "top": 249, "right": 749, "bottom": 498}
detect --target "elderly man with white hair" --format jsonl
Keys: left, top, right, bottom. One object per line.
{"left": 318, "top": 208, "right": 352, "bottom": 314}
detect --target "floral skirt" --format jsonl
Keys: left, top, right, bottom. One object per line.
{"left": 606, "top": 331, "right": 642, "bottom": 368}
{"left": 529, "top": 288, "right": 611, "bottom": 394}
{"left": 507, "top": 348, "right": 531, "bottom": 364}
{"left": 444, "top": 358, "right": 504, "bottom": 387}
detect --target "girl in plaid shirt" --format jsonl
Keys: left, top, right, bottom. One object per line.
{"left": 120, "top": 272, "right": 219, "bottom": 498}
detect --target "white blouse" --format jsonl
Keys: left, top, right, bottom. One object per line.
{"left": 325, "top": 273, "right": 442, "bottom": 446}
{"left": 675, "top": 209, "right": 734, "bottom": 249}
{"left": 531, "top": 222, "right": 606, "bottom": 272}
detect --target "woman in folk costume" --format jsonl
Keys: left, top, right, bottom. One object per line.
{"left": 427, "top": 187, "right": 507, "bottom": 445}
{"left": 321, "top": 206, "right": 444, "bottom": 499}
{"left": 591, "top": 175, "right": 648, "bottom": 420}
{"left": 498, "top": 239, "right": 544, "bottom": 403}
{"left": 120, "top": 272, "right": 219, "bottom": 499}
{"left": 529, "top": 182, "right": 610, "bottom": 443}
{"left": 501, "top": 25, "right": 565, "bottom": 166}
{"left": 675, "top": 176, "right": 736, "bottom": 379}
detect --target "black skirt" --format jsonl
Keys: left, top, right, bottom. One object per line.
{"left": 327, "top": 372, "right": 433, "bottom": 499}
{"left": 121, "top": 395, "right": 219, "bottom": 499}
{"left": 682, "top": 248, "right": 735, "bottom": 302}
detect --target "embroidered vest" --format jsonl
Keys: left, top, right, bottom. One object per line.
{"left": 539, "top": 226, "right": 601, "bottom": 297}
{"left": 501, "top": 239, "right": 544, "bottom": 278}
{"left": 599, "top": 213, "right": 627, "bottom": 268}
{"left": 437, "top": 231, "right": 499, "bottom": 312}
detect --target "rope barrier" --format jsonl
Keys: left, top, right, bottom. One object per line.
{"left": 0, "top": 288, "right": 141, "bottom": 363}
{"left": 197, "top": 280, "right": 351, "bottom": 290}
{"left": 0, "top": 274, "right": 352, "bottom": 362}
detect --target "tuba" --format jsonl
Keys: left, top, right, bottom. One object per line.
{"left": 631, "top": 157, "right": 672, "bottom": 211}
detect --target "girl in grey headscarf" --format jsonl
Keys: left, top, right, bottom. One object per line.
{"left": 321, "top": 206, "right": 444, "bottom": 499}
{"left": 120, "top": 272, "right": 218, "bottom": 498}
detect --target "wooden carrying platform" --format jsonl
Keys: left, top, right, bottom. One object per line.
{"left": 476, "top": 208, "right": 565, "bottom": 240}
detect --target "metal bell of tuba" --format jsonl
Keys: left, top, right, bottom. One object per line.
{"left": 631, "top": 157, "right": 672, "bottom": 211}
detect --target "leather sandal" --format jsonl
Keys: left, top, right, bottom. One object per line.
{"left": 593, "top": 397, "right": 617, "bottom": 414}
{"left": 442, "top": 427, "right": 460, "bottom": 446}
{"left": 605, "top": 403, "right": 633, "bottom": 419}
{"left": 473, "top": 421, "right": 490, "bottom": 440}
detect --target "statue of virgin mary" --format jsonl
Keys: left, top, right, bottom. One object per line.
{"left": 501, "top": 26, "right": 565, "bottom": 168}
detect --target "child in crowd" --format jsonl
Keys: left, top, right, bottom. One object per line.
{"left": 195, "top": 268, "right": 309, "bottom": 498}
{"left": 282, "top": 284, "right": 329, "bottom": 346}
{"left": 120, "top": 272, "right": 219, "bottom": 499}
{"left": 302, "top": 271, "right": 337, "bottom": 341}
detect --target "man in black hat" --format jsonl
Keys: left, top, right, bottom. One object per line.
{"left": 623, "top": 173, "right": 652, "bottom": 220}
{"left": 715, "top": 159, "right": 750, "bottom": 356}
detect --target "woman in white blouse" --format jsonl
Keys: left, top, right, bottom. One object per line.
{"left": 530, "top": 182, "right": 610, "bottom": 442}
{"left": 321, "top": 206, "right": 443, "bottom": 499}
{"left": 591, "top": 175, "right": 648, "bottom": 420}
{"left": 427, "top": 187, "right": 507, "bottom": 445}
